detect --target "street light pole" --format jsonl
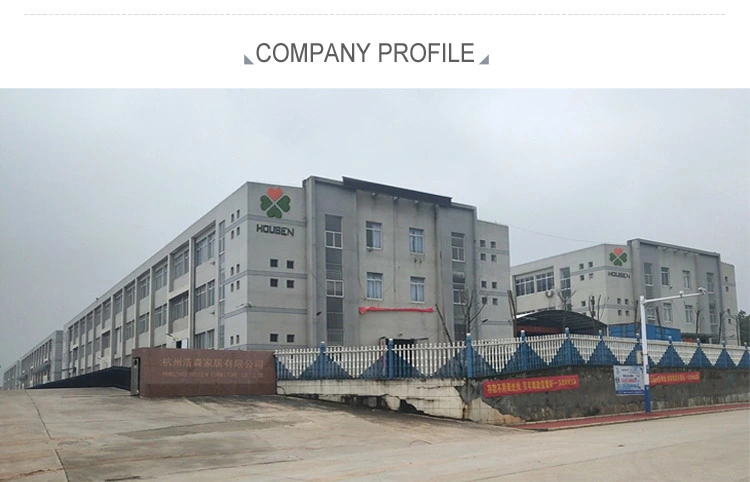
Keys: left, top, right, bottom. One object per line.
{"left": 639, "top": 288, "right": 706, "bottom": 413}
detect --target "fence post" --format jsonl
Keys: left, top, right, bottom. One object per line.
{"left": 319, "top": 341, "right": 326, "bottom": 378}
{"left": 696, "top": 339, "right": 703, "bottom": 367}
{"left": 565, "top": 327, "right": 572, "bottom": 366}
{"left": 387, "top": 338, "right": 394, "bottom": 380}
{"left": 466, "top": 334, "right": 474, "bottom": 379}
{"left": 520, "top": 330, "right": 528, "bottom": 372}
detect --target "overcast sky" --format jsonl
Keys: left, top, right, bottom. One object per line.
{"left": 1, "top": 89, "right": 748, "bottom": 370}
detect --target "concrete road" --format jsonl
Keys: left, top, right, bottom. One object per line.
{"left": 1, "top": 388, "right": 748, "bottom": 481}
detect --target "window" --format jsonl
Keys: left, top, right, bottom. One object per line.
{"left": 125, "top": 321, "right": 134, "bottom": 340}
{"left": 230, "top": 266, "right": 234, "bottom": 276}
{"left": 408, "top": 228, "right": 424, "bottom": 254}
{"left": 626, "top": 310, "right": 630, "bottom": 317}
{"left": 709, "top": 306, "right": 717, "bottom": 325}
{"left": 154, "top": 263, "right": 168, "bottom": 290}
{"left": 270, "top": 258, "right": 278, "bottom": 268}
{"left": 287, "top": 279, "right": 295, "bottom": 289}
{"left": 481, "top": 280, "right": 487, "bottom": 288}
{"left": 644, "top": 263, "right": 653, "bottom": 286}
{"left": 535, "top": 272, "right": 554, "bottom": 292}
{"left": 410, "top": 277, "right": 425, "bottom": 302}
{"left": 230, "top": 231, "right": 234, "bottom": 239}
{"left": 491, "top": 254, "right": 497, "bottom": 262}
{"left": 581, "top": 301, "right": 586, "bottom": 307}
{"left": 706, "top": 273, "right": 715, "bottom": 293}
{"left": 588, "top": 273, "right": 594, "bottom": 279}
{"left": 287, "top": 260, "right": 294, "bottom": 269}
{"left": 230, "top": 336, "right": 234, "bottom": 345}
{"left": 154, "top": 304, "right": 167, "bottom": 328}
{"left": 170, "top": 293, "right": 189, "bottom": 321}
{"left": 270, "top": 333, "right": 279, "bottom": 343}
{"left": 365, "top": 221, "right": 382, "bottom": 249}
{"left": 367, "top": 273, "right": 383, "bottom": 299}
{"left": 231, "top": 213, "right": 235, "bottom": 222}
{"left": 618, "top": 309, "right": 622, "bottom": 316}
{"left": 195, "top": 232, "right": 215, "bottom": 266}
{"left": 102, "top": 300, "right": 112, "bottom": 320}
{"left": 230, "top": 283, "right": 234, "bottom": 293}
{"left": 102, "top": 332, "right": 110, "bottom": 351}
{"left": 481, "top": 296, "right": 488, "bottom": 305}
{"left": 173, "top": 249, "right": 189, "bottom": 278}
{"left": 479, "top": 240, "right": 486, "bottom": 248}
{"left": 137, "top": 314, "right": 150, "bottom": 334}
{"left": 325, "top": 230, "right": 342, "bottom": 248}
{"left": 625, "top": 299, "right": 629, "bottom": 305}
{"left": 114, "top": 328, "right": 121, "bottom": 353}
{"left": 236, "top": 209, "right": 240, "bottom": 219}
{"left": 492, "top": 298, "right": 498, "bottom": 306}
{"left": 514, "top": 276, "right": 534, "bottom": 296}
{"left": 579, "top": 263, "right": 584, "bottom": 270}
{"left": 579, "top": 275, "right": 585, "bottom": 281}
{"left": 236, "top": 226, "right": 240, "bottom": 236}
{"left": 560, "top": 268, "right": 571, "bottom": 290}
{"left": 661, "top": 267, "right": 670, "bottom": 286}
{"left": 270, "top": 278, "right": 278, "bottom": 287}
{"left": 491, "top": 241, "right": 497, "bottom": 249}
{"left": 451, "top": 233, "right": 465, "bottom": 262}
{"left": 617, "top": 298, "right": 622, "bottom": 304}
{"left": 195, "top": 284, "right": 208, "bottom": 311}
{"left": 287, "top": 334, "right": 295, "bottom": 343}
{"left": 207, "top": 280, "right": 215, "bottom": 307}
{"left": 138, "top": 276, "right": 150, "bottom": 300}
{"left": 685, "top": 305, "right": 694, "bottom": 324}
{"left": 480, "top": 253, "right": 486, "bottom": 261}
{"left": 326, "top": 280, "right": 344, "bottom": 297}
{"left": 682, "top": 270, "right": 691, "bottom": 289}
{"left": 194, "top": 330, "right": 215, "bottom": 349}
{"left": 453, "top": 289, "right": 466, "bottom": 305}
{"left": 491, "top": 281, "right": 498, "bottom": 290}
{"left": 125, "top": 284, "right": 135, "bottom": 307}
{"left": 588, "top": 261, "right": 593, "bottom": 268}
{"left": 663, "top": 303, "right": 673, "bottom": 322}
{"left": 646, "top": 307, "right": 656, "bottom": 324}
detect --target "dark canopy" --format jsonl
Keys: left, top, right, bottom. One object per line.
{"left": 515, "top": 310, "right": 608, "bottom": 336}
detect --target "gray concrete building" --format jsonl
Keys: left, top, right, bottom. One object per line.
{"left": 511, "top": 239, "right": 740, "bottom": 344}
{"left": 2, "top": 330, "right": 64, "bottom": 389}
{"left": 51, "top": 176, "right": 512, "bottom": 379}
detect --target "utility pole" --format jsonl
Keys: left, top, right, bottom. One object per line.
{"left": 639, "top": 287, "right": 706, "bottom": 413}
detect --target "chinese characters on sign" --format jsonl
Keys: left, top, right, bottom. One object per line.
{"left": 614, "top": 365, "right": 644, "bottom": 395}
{"left": 650, "top": 371, "right": 701, "bottom": 385}
{"left": 483, "top": 375, "right": 580, "bottom": 398}
{"left": 159, "top": 356, "right": 266, "bottom": 380}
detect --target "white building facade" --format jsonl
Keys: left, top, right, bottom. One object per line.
{"left": 511, "top": 239, "right": 740, "bottom": 344}
{"left": 2, "top": 330, "right": 64, "bottom": 389}
{"left": 47, "top": 176, "right": 512, "bottom": 380}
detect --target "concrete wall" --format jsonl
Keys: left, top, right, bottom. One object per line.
{"left": 278, "top": 366, "right": 750, "bottom": 425}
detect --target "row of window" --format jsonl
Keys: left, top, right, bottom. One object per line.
{"left": 364, "top": 223, "right": 427, "bottom": 254}
{"left": 480, "top": 280, "right": 500, "bottom": 290}
{"left": 270, "top": 259, "right": 295, "bottom": 269}
{"left": 478, "top": 240, "right": 498, "bottom": 249}
{"left": 644, "top": 265, "right": 696, "bottom": 289}
{"left": 269, "top": 333, "right": 296, "bottom": 343}
{"left": 479, "top": 253, "right": 498, "bottom": 262}
{"left": 364, "top": 273, "right": 426, "bottom": 302}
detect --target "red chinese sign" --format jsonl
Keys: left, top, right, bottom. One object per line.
{"left": 650, "top": 371, "right": 700, "bottom": 386}
{"left": 483, "top": 375, "right": 580, "bottom": 398}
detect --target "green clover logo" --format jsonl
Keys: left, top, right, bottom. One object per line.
{"left": 260, "top": 187, "right": 291, "bottom": 218}
{"left": 609, "top": 248, "right": 628, "bottom": 266}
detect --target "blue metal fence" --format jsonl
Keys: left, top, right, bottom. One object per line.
{"left": 274, "top": 330, "right": 750, "bottom": 381}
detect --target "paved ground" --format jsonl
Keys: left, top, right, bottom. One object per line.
{"left": 1, "top": 388, "right": 748, "bottom": 481}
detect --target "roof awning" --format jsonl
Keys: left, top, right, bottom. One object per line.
{"left": 516, "top": 310, "right": 607, "bottom": 336}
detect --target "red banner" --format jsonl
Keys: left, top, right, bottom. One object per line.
{"left": 650, "top": 371, "right": 701, "bottom": 386}
{"left": 483, "top": 375, "right": 580, "bottom": 398}
{"left": 358, "top": 306, "right": 434, "bottom": 314}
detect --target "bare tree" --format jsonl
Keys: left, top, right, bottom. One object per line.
{"left": 587, "top": 294, "right": 609, "bottom": 332}
{"left": 555, "top": 288, "right": 576, "bottom": 333}
{"left": 434, "top": 287, "right": 487, "bottom": 344}
{"left": 694, "top": 305, "right": 704, "bottom": 340}
{"left": 434, "top": 304, "right": 454, "bottom": 343}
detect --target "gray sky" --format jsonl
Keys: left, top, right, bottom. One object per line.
{"left": 1, "top": 90, "right": 748, "bottom": 370}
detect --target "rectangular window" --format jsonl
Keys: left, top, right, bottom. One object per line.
{"left": 270, "top": 278, "right": 278, "bottom": 287}
{"left": 137, "top": 314, "right": 150, "bottom": 334}
{"left": 451, "top": 233, "right": 465, "bottom": 262}
{"left": 453, "top": 289, "right": 466, "bottom": 305}
{"left": 410, "top": 277, "right": 425, "bottom": 302}
{"left": 480, "top": 253, "right": 486, "bottom": 261}
{"left": 685, "top": 305, "right": 694, "bottom": 324}
{"left": 682, "top": 270, "right": 691, "bottom": 289}
{"left": 646, "top": 307, "right": 656, "bottom": 324}
{"left": 625, "top": 299, "right": 629, "bottom": 305}
{"left": 125, "top": 284, "right": 135, "bottom": 307}
{"left": 195, "top": 232, "right": 215, "bottom": 266}
{"left": 366, "top": 221, "right": 382, "bottom": 249}
{"left": 492, "top": 298, "right": 498, "bottom": 306}
{"left": 560, "top": 268, "right": 571, "bottom": 290}
{"left": 706, "top": 272, "right": 714, "bottom": 293}
{"left": 170, "top": 293, "right": 189, "bottom": 321}
{"left": 514, "top": 276, "right": 535, "bottom": 296}
{"left": 270, "top": 258, "right": 278, "bottom": 268}
{"left": 367, "top": 272, "right": 383, "bottom": 299}
{"left": 102, "top": 300, "right": 112, "bottom": 320}
{"left": 579, "top": 274, "right": 585, "bottom": 281}
{"left": 286, "top": 279, "right": 295, "bottom": 289}
{"left": 535, "top": 272, "right": 555, "bottom": 292}
{"left": 581, "top": 301, "right": 586, "bottom": 307}
{"left": 644, "top": 263, "right": 653, "bottom": 286}
{"left": 492, "top": 281, "right": 498, "bottom": 289}
{"left": 579, "top": 263, "right": 584, "bottom": 270}
{"left": 618, "top": 309, "right": 622, "bottom": 316}
{"left": 287, "top": 334, "right": 295, "bottom": 343}
{"left": 325, "top": 230, "right": 343, "bottom": 248}
{"left": 270, "top": 333, "right": 279, "bottom": 343}
{"left": 663, "top": 303, "right": 673, "bottom": 322}
{"left": 154, "top": 263, "right": 168, "bottom": 290}
{"left": 491, "top": 241, "right": 497, "bottom": 249}
{"left": 491, "top": 254, "right": 497, "bottom": 262}
{"left": 173, "top": 248, "right": 189, "bottom": 278}
{"left": 114, "top": 327, "right": 121, "bottom": 353}
{"left": 479, "top": 240, "right": 486, "bottom": 247}
{"left": 661, "top": 267, "right": 671, "bottom": 286}
{"left": 207, "top": 280, "right": 215, "bottom": 307}
{"left": 409, "top": 228, "right": 424, "bottom": 254}
{"left": 617, "top": 298, "right": 622, "bottom": 304}
{"left": 195, "top": 284, "right": 207, "bottom": 312}
{"left": 481, "top": 296, "right": 488, "bottom": 305}
{"left": 137, "top": 276, "right": 149, "bottom": 300}
{"left": 588, "top": 273, "right": 594, "bottom": 279}
{"left": 626, "top": 310, "right": 630, "bottom": 317}
{"left": 326, "top": 280, "right": 344, "bottom": 297}
{"left": 154, "top": 304, "right": 167, "bottom": 328}
{"left": 481, "top": 280, "right": 487, "bottom": 288}
{"left": 287, "top": 260, "right": 294, "bottom": 269}
{"left": 125, "top": 321, "right": 134, "bottom": 340}
{"left": 102, "top": 332, "right": 110, "bottom": 351}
